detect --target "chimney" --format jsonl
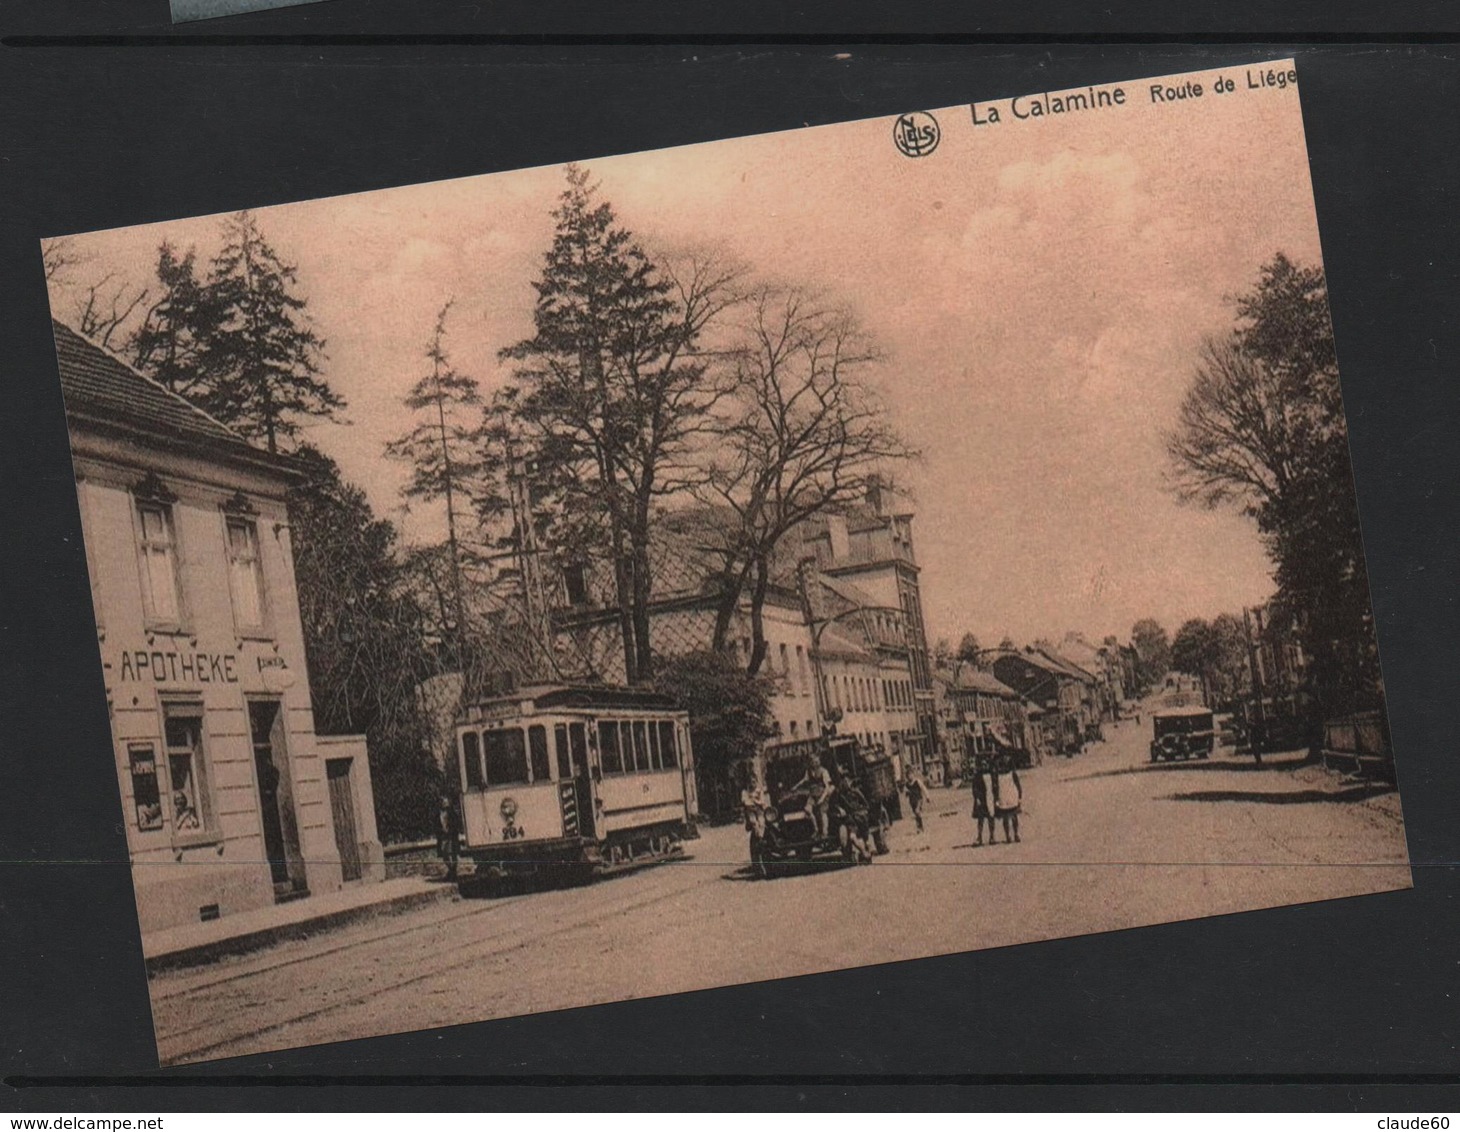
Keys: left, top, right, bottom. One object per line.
{"left": 865, "top": 474, "right": 886, "bottom": 515}
{"left": 826, "top": 514, "right": 851, "bottom": 562}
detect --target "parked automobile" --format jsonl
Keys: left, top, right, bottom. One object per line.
{"left": 1149, "top": 707, "right": 1216, "bottom": 762}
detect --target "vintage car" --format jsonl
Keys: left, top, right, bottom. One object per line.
{"left": 1149, "top": 707, "right": 1216, "bottom": 762}
{"left": 747, "top": 739, "right": 889, "bottom": 878}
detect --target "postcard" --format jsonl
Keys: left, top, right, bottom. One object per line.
{"left": 41, "top": 59, "right": 1408, "bottom": 1066}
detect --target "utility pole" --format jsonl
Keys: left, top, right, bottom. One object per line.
{"left": 1242, "top": 606, "right": 1267, "bottom": 765}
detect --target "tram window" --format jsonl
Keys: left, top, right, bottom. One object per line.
{"left": 648, "top": 722, "right": 662, "bottom": 770}
{"left": 570, "top": 723, "right": 588, "bottom": 773}
{"left": 482, "top": 727, "right": 529, "bottom": 785}
{"left": 461, "top": 731, "right": 484, "bottom": 790}
{"left": 598, "top": 720, "right": 623, "bottom": 774}
{"left": 632, "top": 721, "right": 650, "bottom": 772}
{"left": 554, "top": 725, "right": 572, "bottom": 780}
{"left": 529, "top": 725, "right": 551, "bottom": 782}
{"left": 657, "top": 721, "right": 678, "bottom": 768}
{"left": 619, "top": 721, "right": 637, "bottom": 772}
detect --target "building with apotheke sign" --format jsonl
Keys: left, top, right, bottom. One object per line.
{"left": 54, "top": 320, "right": 384, "bottom": 938}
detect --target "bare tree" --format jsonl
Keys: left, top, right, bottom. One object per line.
{"left": 1168, "top": 334, "right": 1294, "bottom": 516}
{"left": 42, "top": 237, "right": 85, "bottom": 284}
{"left": 694, "top": 283, "right": 917, "bottom": 675}
{"left": 73, "top": 272, "right": 151, "bottom": 351}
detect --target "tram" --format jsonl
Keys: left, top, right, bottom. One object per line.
{"left": 453, "top": 684, "right": 699, "bottom": 886}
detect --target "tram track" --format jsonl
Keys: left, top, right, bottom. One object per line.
{"left": 155, "top": 855, "right": 716, "bottom": 1065}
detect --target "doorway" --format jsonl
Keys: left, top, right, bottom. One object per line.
{"left": 326, "top": 758, "right": 363, "bottom": 882}
{"left": 249, "top": 699, "right": 307, "bottom": 899}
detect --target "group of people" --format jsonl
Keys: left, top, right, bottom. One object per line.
{"left": 738, "top": 748, "right": 1025, "bottom": 849}
{"left": 969, "top": 751, "right": 1022, "bottom": 845}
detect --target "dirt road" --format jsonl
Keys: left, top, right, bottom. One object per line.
{"left": 150, "top": 714, "right": 1409, "bottom": 1065}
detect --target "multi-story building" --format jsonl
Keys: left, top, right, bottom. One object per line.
{"left": 989, "top": 646, "right": 1099, "bottom": 756}
{"left": 56, "top": 321, "right": 383, "bottom": 938}
{"left": 785, "top": 478, "right": 938, "bottom": 775}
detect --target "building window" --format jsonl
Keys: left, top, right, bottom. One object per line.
{"left": 562, "top": 563, "right": 589, "bottom": 607}
{"left": 127, "top": 743, "right": 163, "bottom": 832}
{"left": 779, "top": 644, "right": 789, "bottom": 679}
{"left": 136, "top": 501, "right": 183, "bottom": 627}
{"left": 163, "top": 705, "right": 213, "bottom": 839}
{"left": 796, "top": 646, "right": 808, "bottom": 694}
{"left": 225, "top": 517, "right": 268, "bottom": 633}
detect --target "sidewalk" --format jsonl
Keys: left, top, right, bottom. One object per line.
{"left": 142, "top": 875, "right": 457, "bottom": 976}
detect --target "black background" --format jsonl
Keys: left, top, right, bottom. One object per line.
{"left": 2, "top": 0, "right": 1458, "bottom": 1113}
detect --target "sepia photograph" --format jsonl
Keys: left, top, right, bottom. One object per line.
{"left": 41, "top": 59, "right": 1409, "bottom": 1068}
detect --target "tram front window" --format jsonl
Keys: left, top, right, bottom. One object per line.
{"left": 461, "top": 731, "right": 484, "bottom": 790}
{"left": 482, "top": 727, "right": 529, "bottom": 785}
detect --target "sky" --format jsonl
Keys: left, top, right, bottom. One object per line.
{"left": 47, "top": 60, "right": 1331, "bottom": 649}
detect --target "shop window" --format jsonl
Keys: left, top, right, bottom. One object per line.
{"left": 528, "top": 725, "right": 551, "bottom": 782}
{"left": 461, "top": 731, "right": 484, "bottom": 790}
{"left": 164, "top": 706, "right": 213, "bottom": 838}
{"left": 225, "top": 516, "right": 267, "bottom": 633}
{"left": 598, "top": 720, "right": 624, "bottom": 774}
{"left": 657, "top": 721, "right": 678, "bottom": 768}
{"left": 136, "top": 500, "right": 183, "bottom": 627}
{"left": 482, "top": 727, "right": 529, "bottom": 785}
{"left": 128, "top": 743, "right": 163, "bottom": 831}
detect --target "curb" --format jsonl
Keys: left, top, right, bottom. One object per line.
{"left": 144, "top": 884, "right": 458, "bottom": 977}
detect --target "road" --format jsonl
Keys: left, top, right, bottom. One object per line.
{"left": 149, "top": 713, "right": 1410, "bottom": 1065}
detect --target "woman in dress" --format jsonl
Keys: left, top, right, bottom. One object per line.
{"left": 970, "top": 752, "right": 996, "bottom": 846}
{"left": 993, "top": 752, "right": 1023, "bottom": 843}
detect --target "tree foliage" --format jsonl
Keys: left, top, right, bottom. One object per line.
{"left": 653, "top": 649, "right": 776, "bottom": 821}
{"left": 1129, "top": 618, "right": 1171, "bottom": 690}
{"left": 129, "top": 243, "right": 223, "bottom": 401}
{"left": 287, "top": 445, "right": 441, "bottom": 841}
{"left": 205, "top": 212, "right": 343, "bottom": 453}
{"left": 1168, "top": 254, "right": 1381, "bottom": 717}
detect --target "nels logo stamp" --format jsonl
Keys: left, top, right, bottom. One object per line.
{"left": 893, "top": 111, "right": 940, "bottom": 157}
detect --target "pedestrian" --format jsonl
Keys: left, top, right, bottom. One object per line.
{"left": 904, "top": 772, "right": 926, "bottom": 834}
{"left": 794, "top": 755, "right": 836, "bottom": 840}
{"left": 436, "top": 792, "right": 460, "bottom": 882}
{"left": 993, "top": 753, "right": 1023, "bottom": 844}
{"left": 969, "top": 752, "right": 996, "bottom": 846}
{"left": 740, "top": 765, "right": 769, "bottom": 841}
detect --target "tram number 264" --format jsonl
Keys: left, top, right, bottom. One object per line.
{"left": 502, "top": 826, "right": 527, "bottom": 841}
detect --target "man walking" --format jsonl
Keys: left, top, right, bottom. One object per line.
{"left": 905, "top": 772, "right": 927, "bottom": 834}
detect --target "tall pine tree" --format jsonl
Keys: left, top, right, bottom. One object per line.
{"left": 207, "top": 211, "right": 344, "bottom": 452}
{"left": 384, "top": 300, "right": 484, "bottom": 648}
{"left": 129, "top": 242, "right": 225, "bottom": 405}
{"left": 499, "top": 165, "right": 734, "bottom": 682}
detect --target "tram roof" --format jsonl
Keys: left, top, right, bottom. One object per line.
{"left": 465, "top": 683, "right": 683, "bottom": 715}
